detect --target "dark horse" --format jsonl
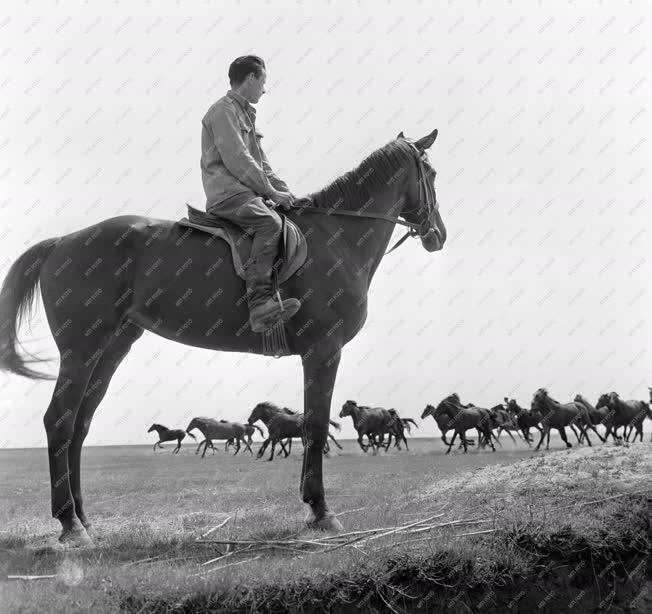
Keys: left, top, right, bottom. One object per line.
{"left": 147, "top": 423, "right": 195, "bottom": 453}
{"left": 0, "top": 129, "right": 444, "bottom": 545}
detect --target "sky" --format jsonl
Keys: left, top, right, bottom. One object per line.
{"left": 0, "top": 1, "right": 650, "bottom": 447}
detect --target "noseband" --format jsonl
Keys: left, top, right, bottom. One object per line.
{"left": 289, "top": 139, "right": 439, "bottom": 254}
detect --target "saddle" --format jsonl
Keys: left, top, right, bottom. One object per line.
{"left": 178, "top": 204, "right": 307, "bottom": 284}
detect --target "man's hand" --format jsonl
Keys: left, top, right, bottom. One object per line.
{"left": 269, "top": 189, "right": 295, "bottom": 210}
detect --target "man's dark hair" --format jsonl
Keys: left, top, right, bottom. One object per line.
{"left": 228, "top": 55, "right": 265, "bottom": 86}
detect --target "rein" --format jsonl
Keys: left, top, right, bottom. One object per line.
{"left": 285, "top": 140, "right": 438, "bottom": 255}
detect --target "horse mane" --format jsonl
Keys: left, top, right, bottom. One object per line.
{"left": 306, "top": 138, "right": 416, "bottom": 209}
{"left": 256, "top": 401, "right": 283, "bottom": 412}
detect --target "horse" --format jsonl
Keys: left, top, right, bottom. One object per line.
{"left": 504, "top": 398, "right": 542, "bottom": 446}
{"left": 186, "top": 418, "right": 250, "bottom": 458}
{"left": 489, "top": 403, "right": 521, "bottom": 445}
{"left": 596, "top": 392, "right": 651, "bottom": 443}
{"left": 432, "top": 394, "right": 496, "bottom": 454}
{"left": 420, "top": 403, "right": 476, "bottom": 448}
{"left": 338, "top": 400, "right": 397, "bottom": 454}
{"left": 225, "top": 423, "right": 266, "bottom": 455}
{"left": 373, "top": 410, "right": 418, "bottom": 452}
{"left": 147, "top": 423, "right": 195, "bottom": 453}
{"left": 248, "top": 402, "right": 342, "bottom": 461}
{"left": 531, "top": 388, "right": 593, "bottom": 451}
{"left": 573, "top": 394, "right": 608, "bottom": 443}
{"left": 0, "top": 128, "right": 444, "bottom": 544}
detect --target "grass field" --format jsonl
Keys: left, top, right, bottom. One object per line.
{"left": 1, "top": 437, "right": 650, "bottom": 613}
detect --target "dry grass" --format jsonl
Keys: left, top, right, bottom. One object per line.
{"left": 0, "top": 440, "right": 650, "bottom": 613}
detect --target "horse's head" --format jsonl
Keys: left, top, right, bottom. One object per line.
{"left": 595, "top": 393, "right": 611, "bottom": 410}
{"left": 248, "top": 401, "right": 273, "bottom": 425}
{"left": 185, "top": 418, "right": 199, "bottom": 433}
{"left": 339, "top": 400, "right": 357, "bottom": 418}
{"left": 147, "top": 424, "right": 157, "bottom": 433}
{"left": 421, "top": 404, "right": 436, "bottom": 420}
{"left": 531, "top": 388, "right": 552, "bottom": 413}
{"left": 396, "top": 128, "right": 446, "bottom": 253}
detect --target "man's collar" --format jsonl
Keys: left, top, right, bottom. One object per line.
{"left": 226, "top": 89, "right": 256, "bottom": 116}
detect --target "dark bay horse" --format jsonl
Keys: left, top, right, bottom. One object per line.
{"left": 248, "top": 402, "right": 342, "bottom": 461}
{"left": 147, "top": 423, "right": 195, "bottom": 453}
{"left": 186, "top": 418, "right": 251, "bottom": 457}
{"left": 339, "top": 400, "right": 395, "bottom": 454}
{"left": 433, "top": 394, "right": 496, "bottom": 454}
{"left": 596, "top": 392, "right": 651, "bottom": 443}
{"left": 505, "top": 398, "right": 542, "bottom": 445}
{"left": 225, "top": 423, "right": 266, "bottom": 454}
{"left": 531, "top": 388, "right": 592, "bottom": 451}
{"left": 0, "top": 129, "right": 444, "bottom": 545}
{"left": 421, "top": 403, "right": 476, "bottom": 448}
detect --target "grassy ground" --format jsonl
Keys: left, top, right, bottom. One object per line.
{"left": 0, "top": 437, "right": 650, "bottom": 613}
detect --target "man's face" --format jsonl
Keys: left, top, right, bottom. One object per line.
{"left": 248, "top": 68, "right": 266, "bottom": 103}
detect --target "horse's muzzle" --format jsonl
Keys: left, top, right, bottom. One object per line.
{"left": 420, "top": 227, "right": 444, "bottom": 252}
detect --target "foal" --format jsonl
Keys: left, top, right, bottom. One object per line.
{"left": 147, "top": 423, "right": 195, "bottom": 453}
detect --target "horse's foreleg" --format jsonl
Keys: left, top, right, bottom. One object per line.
{"left": 535, "top": 427, "right": 547, "bottom": 451}
{"left": 233, "top": 438, "right": 242, "bottom": 456}
{"left": 559, "top": 427, "right": 572, "bottom": 448}
{"left": 505, "top": 429, "right": 517, "bottom": 444}
{"left": 173, "top": 439, "right": 181, "bottom": 454}
{"left": 268, "top": 438, "right": 277, "bottom": 461}
{"left": 257, "top": 439, "right": 270, "bottom": 459}
{"left": 301, "top": 348, "right": 342, "bottom": 531}
{"left": 446, "top": 430, "right": 458, "bottom": 454}
{"left": 328, "top": 433, "right": 343, "bottom": 450}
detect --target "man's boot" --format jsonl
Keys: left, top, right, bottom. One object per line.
{"left": 246, "top": 254, "right": 301, "bottom": 333}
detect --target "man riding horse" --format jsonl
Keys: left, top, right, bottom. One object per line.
{"left": 201, "top": 55, "right": 301, "bottom": 333}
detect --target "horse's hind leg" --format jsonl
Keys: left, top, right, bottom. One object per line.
{"left": 68, "top": 323, "right": 144, "bottom": 531}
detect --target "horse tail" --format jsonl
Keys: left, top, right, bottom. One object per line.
{"left": 0, "top": 237, "right": 60, "bottom": 379}
{"left": 252, "top": 424, "right": 265, "bottom": 438}
{"left": 403, "top": 418, "right": 418, "bottom": 429}
{"left": 186, "top": 431, "right": 197, "bottom": 440}
{"left": 328, "top": 418, "right": 341, "bottom": 431}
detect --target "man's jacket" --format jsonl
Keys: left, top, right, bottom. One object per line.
{"left": 200, "top": 89, "right": 289, "bottom": 209}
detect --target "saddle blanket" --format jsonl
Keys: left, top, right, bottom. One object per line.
{"left": 178, "top": 204, "right": 307, "bottom": 284}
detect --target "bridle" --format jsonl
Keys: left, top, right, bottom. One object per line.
{"left": 287, "top": 138, "right": 439, "bottom": 255}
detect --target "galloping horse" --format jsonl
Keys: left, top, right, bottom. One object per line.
{"left": 339, "top": 400, "right": 395, "bottom": 454}
{"left": 432, "top": 394, "right": 496, "bottom": 454}
{"left": 573, "top": 394, "right": 608, "bottom": 443}
{"left": 186, "top": 418, "right": 251, "bottom": 457}
{"left": 531, "top": 388, "right": 593, "bottom": 451}
{"left": 0, "top": 129, "right": 444, "bottom": 545}
{"left": 147, "top": 423, "right": 195, "bottom": 453}
{"left": 504, "top": 398, "right": 542, "bottom": 445}
{"left": 596, "top": 392, "right": 651, "bottom": 443}
{"left": 421, "top": 403, "right": 476, "bottom": 448}
{"left": 225, "top": 423, "right": 266, "bottom": 454}
{"left": 248, "top": 402, "right": 342, "bottom": 461}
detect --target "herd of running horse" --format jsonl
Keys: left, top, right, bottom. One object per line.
{"left": 147, "top": 387, "right": 652, "bottom": 459}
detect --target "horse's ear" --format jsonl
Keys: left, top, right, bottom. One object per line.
{"left": 396, "top": 131, "right": 404, "bottom": 139}
{"left": 415, "top": 128, "right": 438, "bottom": 151}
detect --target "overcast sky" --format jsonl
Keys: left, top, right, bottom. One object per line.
{"left": 0, "top": 1, "right": 650, "bottom": 447}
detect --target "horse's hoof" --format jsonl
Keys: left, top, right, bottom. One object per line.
{"left": 58, "top": 527, "right": 94, "bottom": 549}
{"left": 305, "top": 510, "right": 344, "bottom": 533}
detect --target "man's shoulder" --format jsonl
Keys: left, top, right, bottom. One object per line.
{"left": 203, "top": 94, "right": 237, "bottom": 122}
